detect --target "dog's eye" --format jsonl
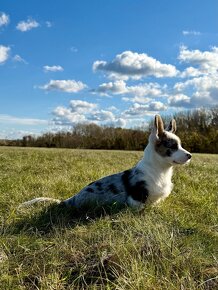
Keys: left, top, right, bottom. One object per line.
{"left": 162, "top": 140, "right": 178, "bottom": 150}
{"left": 170, "top": 143, "right": 178, "bottom": 150}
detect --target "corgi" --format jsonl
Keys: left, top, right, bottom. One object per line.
{"left": 19, "top": 115, "right": 191, "bottom": 210}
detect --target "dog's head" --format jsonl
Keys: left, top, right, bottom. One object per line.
{"left": 149, "top": 115, "right": 192, "bottom": 165}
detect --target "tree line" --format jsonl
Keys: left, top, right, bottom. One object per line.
{"left": 1, "top": 107, "right": 217, "bottom": 153}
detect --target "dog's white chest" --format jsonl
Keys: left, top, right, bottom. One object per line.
{"left": 136, "top": 158, "right": 174, "bottom": 205}
{"left": 147, "top": 177, "right": 173, "bottom": 204}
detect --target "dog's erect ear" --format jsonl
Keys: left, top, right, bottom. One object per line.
{"left": 166, "top": 119, "right": 176, "bottom": 133}
{"left": 154, "top": 115, "right": 164, "bottom": 137}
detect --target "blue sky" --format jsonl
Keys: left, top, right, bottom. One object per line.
{"left": 0, "top": 0, "right": 218, "bottom": 139}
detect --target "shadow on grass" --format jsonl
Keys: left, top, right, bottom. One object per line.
{"left": 10, "top": 202, "right": 128, "bottom": 235}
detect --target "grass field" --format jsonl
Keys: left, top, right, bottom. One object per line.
{"left": 0, "top": 147, "right": 217, "bottom": 290}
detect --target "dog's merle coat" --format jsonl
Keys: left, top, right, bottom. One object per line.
{"left": 64, "top": 167, "right": 149, "bottom": 208}
{"left": 19, "top": 115, "right": 192, "bottom": 210}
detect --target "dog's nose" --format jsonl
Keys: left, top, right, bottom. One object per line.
{"left": 186, "top": 153, "right": 192, "bottom": 159}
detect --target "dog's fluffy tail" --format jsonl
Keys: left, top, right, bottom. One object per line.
{"left": 18, "top": 197, "right": 62, "bottom": 208}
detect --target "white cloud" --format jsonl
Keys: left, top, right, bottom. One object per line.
{"left": 123, "top": 104, "right": 148, "bottom": 117}
{"left": 70, "top": 100, "right": 97, "bottom": 113}
{"left": 89, "top": 110, "right": 115, "bottom": 122}
{"left": 52, "top": 100, "right": 127, "bottom": 127}
{"left": 92, "top": 80, "right": 164, "bottom": 99}
{"left": 108, "top": 106, "right": 119, "bottom": 111}
{"left": 43, "top": 65, "right": 64, "bottom": 72}
{"left": 173, "top": 75, "right": 218, "bottom": 108}
{"left": 122, "top": 96, "right": 152, "bottom": 104}
{"left": 16, "top": 18, "right": 39, "bottom": 32}
{"left": 180, "top": 66, "right": 204, "bottom": 78}
{"left": 93, "top": 50, "right": 178, "bottom": 80}
{"left": 168, "top": 94, "right": 191, "bottom": 107}
{"left": 173, "top": 46, "right": 218, "bottom": 108}
{"left": 39, "top": 79, "right": 87, "bottom": 93}
{"left": 70, "top": 46, "right": 78, "bottom": 53}
{"left": 92, "top": 47, "right": 217, "bottom": 112}
{"left": 12, "top": 54, "right": 28, "bottom": 64}
{"left": 174, "top": 75, "right": 217, "bottom": 93}
{"left": 93, "top": 80, "right": 127, "bottom": 95}
{"left": 93, "top": 80, "right": 167, "bottom": 105}
{"left": 53, "top": 106, "right": 87, "bottom": 125}
{"left": 190, "top": 76, "right": 218, "bottom": 106}
{"left": 178, "top": 46, "right": 218, "bottom": 73}
{"left": 126, "top": 83, "right": 164, "bottom": 97}
{"left": 123, "top": 101, "right": 167, "bottom": 117}
{"left": 114, "top": 118, "right": 127, "bottom": 128}
{"left": 182, "top": 30, "right": 201, "bottom": 36}
{"left": 0, "top": 114, "right": 48, "bottom": 126}
{"left": 0, "top": 12, "right": 9, "bottom": 27}
{"left": 45, "top": 21, "right": 52, "bottom": 28}
{"left": 148, "top": 101, "right": 167, "bottom": 111}
{"left": 0, "top": 45, "right": 10, "bottom": 63}
{"left": 53, "top": 100, "right": 98, "bottom": 125}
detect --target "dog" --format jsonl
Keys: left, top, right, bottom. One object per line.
{"left": 19, "top": 115, "right": 191, "bottom": 210}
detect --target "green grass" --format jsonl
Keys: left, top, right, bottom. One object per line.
{"left": 0, "top": 147, "right": 217, "bottom": 290}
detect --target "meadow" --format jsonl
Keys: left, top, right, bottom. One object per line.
{"left": 0, "top": 147, "right": 217, "bottom": 289}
